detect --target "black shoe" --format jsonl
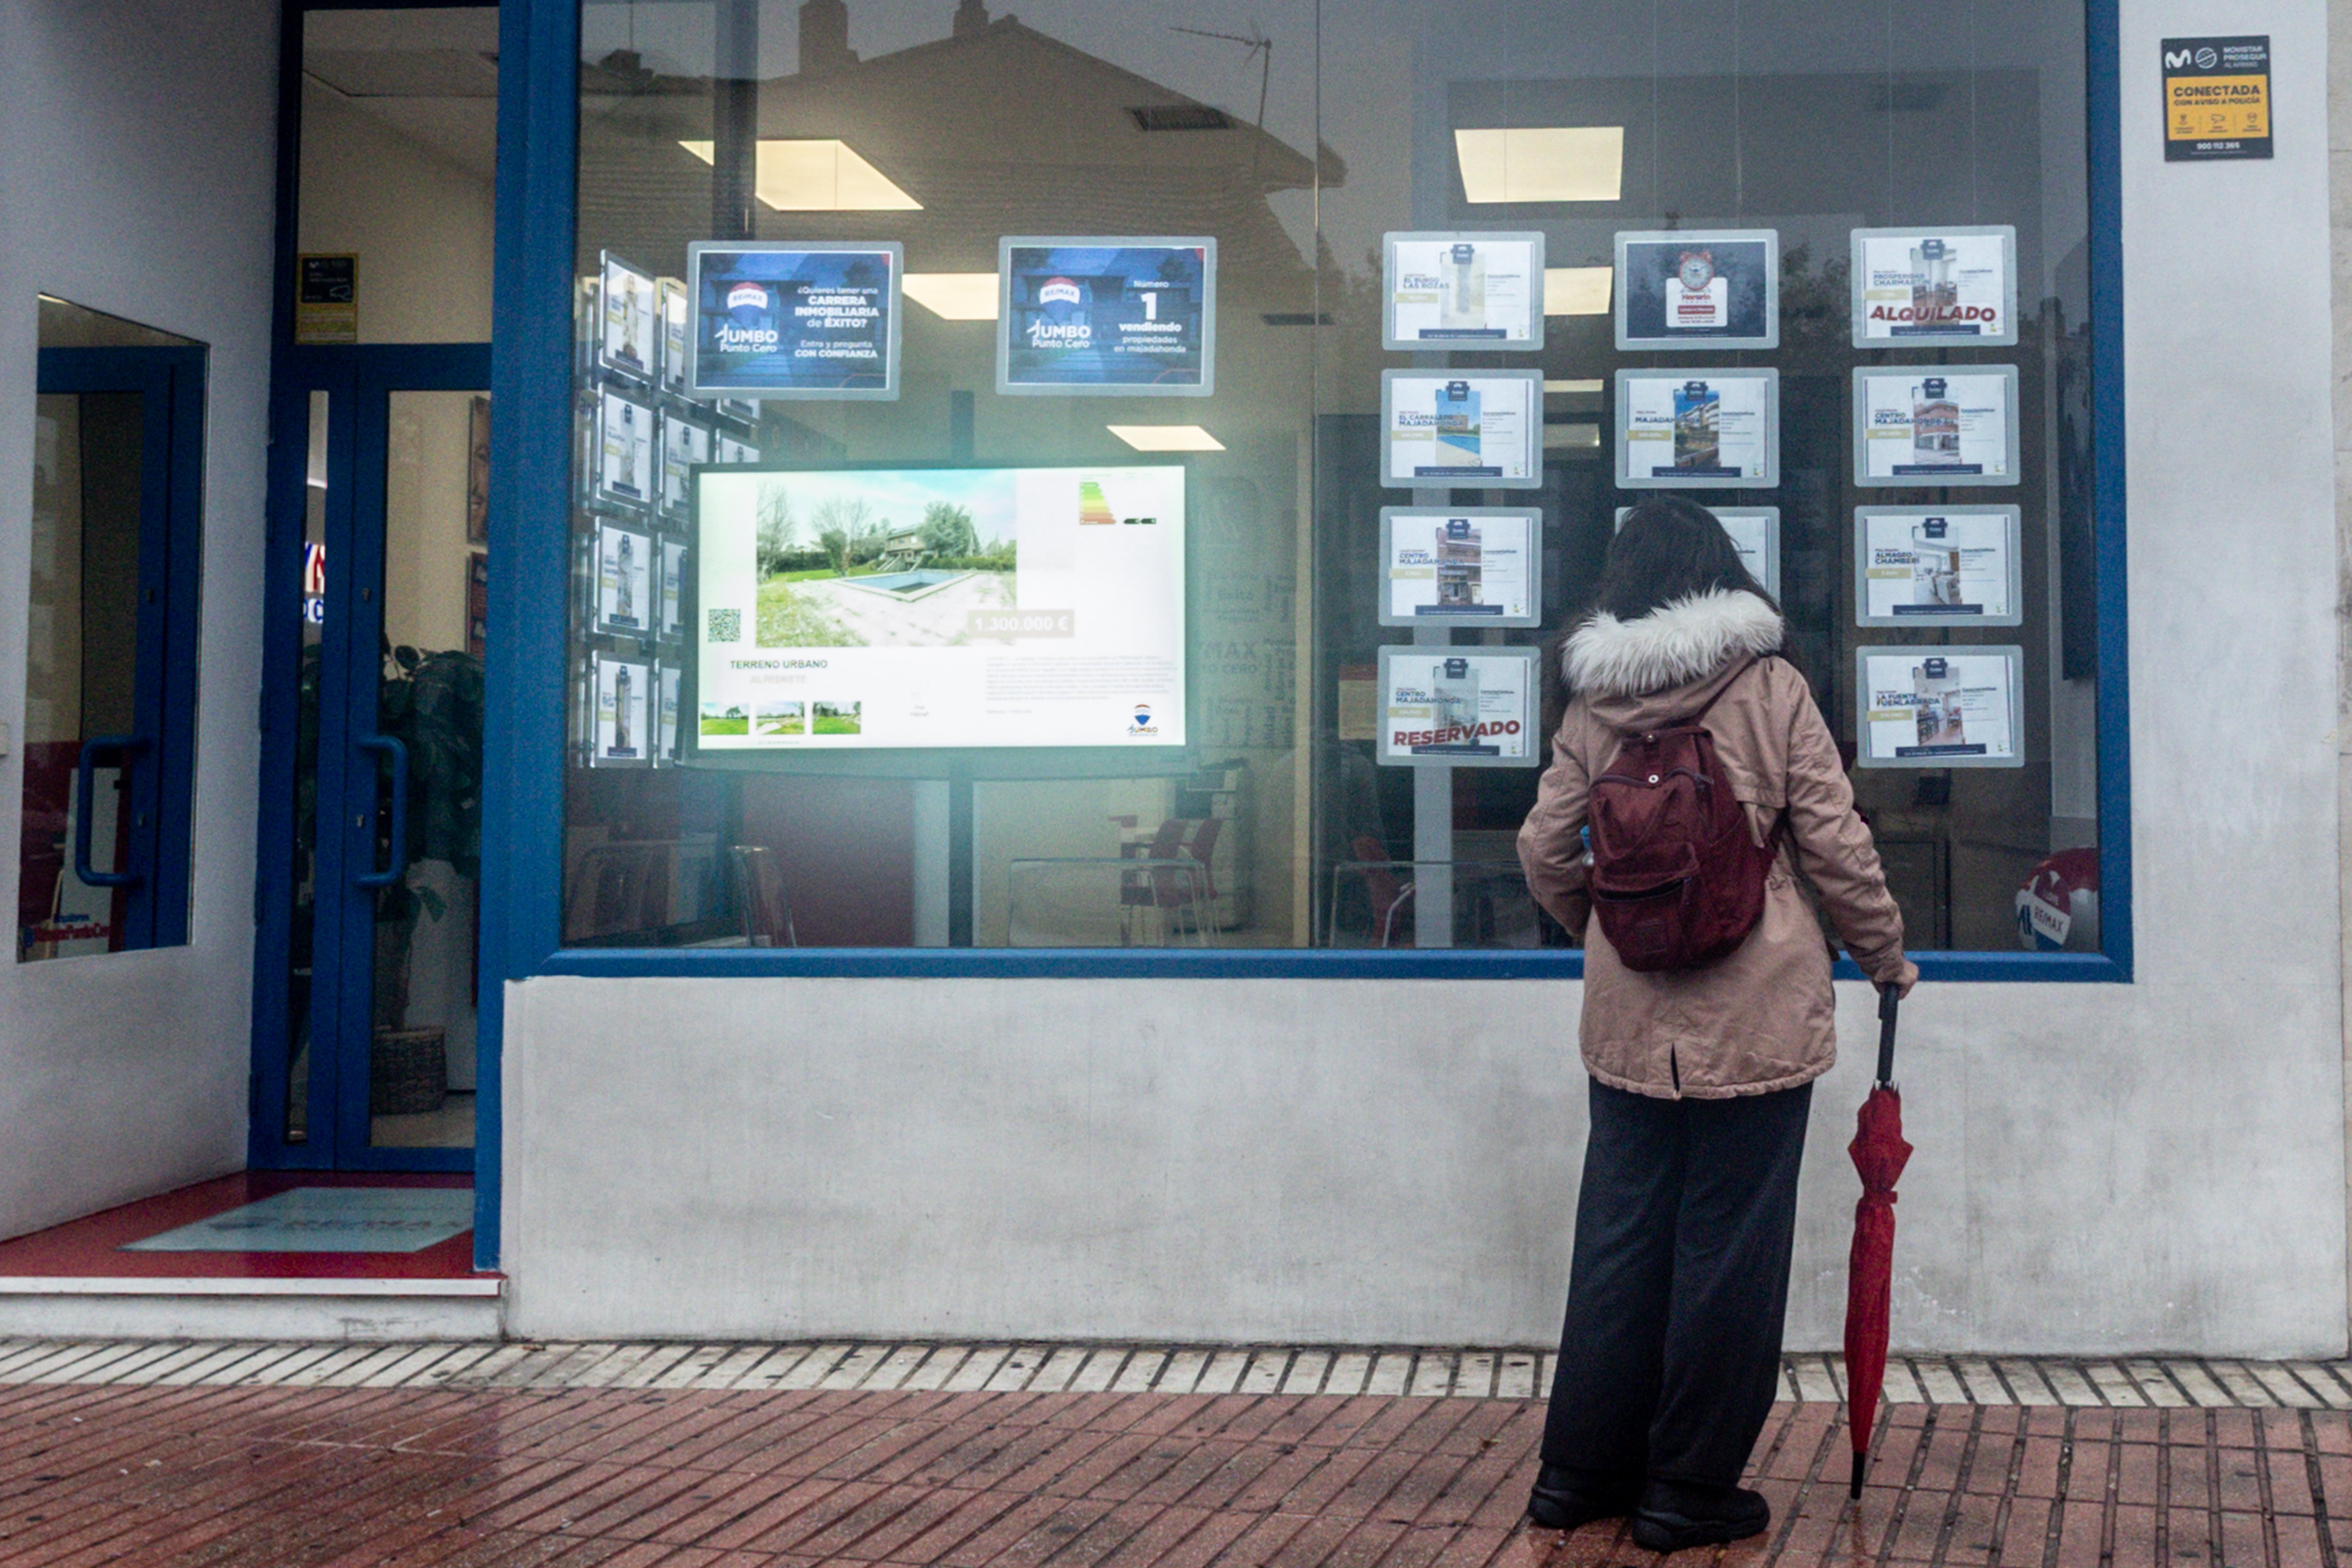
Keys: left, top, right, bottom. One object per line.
{"left": 1525, "top": 1464, "right": 1639, "bottom": 1530}
{"left": 1629, "top": 1479, "right": 1771, "bottom": 1552}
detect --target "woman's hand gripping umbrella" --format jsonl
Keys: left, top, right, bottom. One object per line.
{"left": 1845, "top": 987, "right": 1913, "bottom": 1500}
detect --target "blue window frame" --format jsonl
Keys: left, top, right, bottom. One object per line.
{"left": 483, "top": 0, "right": 2130, "bottom": 997}
{"left": 26, "top": 344, "right": 206, "bottom": 957}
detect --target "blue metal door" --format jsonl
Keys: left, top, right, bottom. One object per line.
{"left": 254, "top": 344, "right": 491, "bottom": 1171}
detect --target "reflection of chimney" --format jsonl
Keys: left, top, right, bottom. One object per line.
{"left": 800, "top": 0, "right": 856, "bottom": 73}
{"left": 952, "top": 0, "right": 989, "bottom": 36}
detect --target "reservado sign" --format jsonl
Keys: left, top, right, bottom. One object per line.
{"left": 2162, "top": 35, "right": 2272, "bottom": 162}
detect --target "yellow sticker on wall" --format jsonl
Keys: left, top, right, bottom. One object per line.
{"left": 2162, "top": 37, "right": 2272, "bottom": 162}
{"left": 295, "top": 254, "right": 357, "bottom": 343}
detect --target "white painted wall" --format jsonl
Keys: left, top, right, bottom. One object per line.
{"left": 504, "top": 0, "right": 2349, "bottom": 1356}
{"left": 0, "top": 0, "right": 278, "bottom": 1237}
{"left": 295, "top": 62, "right": 494, "bottom": 344}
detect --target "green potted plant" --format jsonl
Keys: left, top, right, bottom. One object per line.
{"left": 369, "top": 641, "right": 485, "bottom": 1114}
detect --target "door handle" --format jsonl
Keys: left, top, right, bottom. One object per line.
{"left": 74, "top": 735, "right": 148, "bottom": 889}
{"left": 354, "top": 734, "right": 409, "bottom": 889}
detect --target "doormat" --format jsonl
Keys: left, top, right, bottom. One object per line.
{"left": 119, "top": 1186, "right": 476, "bottom": 1254}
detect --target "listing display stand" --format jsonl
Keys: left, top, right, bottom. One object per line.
{"left": 571, "top": 251, "right": 762, "bottom": 771}
{"left": 1372, "top": 492, "right": 1548, "bottom": 950}
{"left": 1370, "top": 250, "right": 1549, "bottom": 948}
{"left": 1410, "top": 600, "right": 1454, "bottom": 951}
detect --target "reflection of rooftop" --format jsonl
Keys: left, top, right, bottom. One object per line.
{"left": 580, "top": 5, "right": 1336, "bottom": 281}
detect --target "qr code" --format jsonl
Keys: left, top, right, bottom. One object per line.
{"left": 707, "top": 607, "right": 742, "bottom": 644}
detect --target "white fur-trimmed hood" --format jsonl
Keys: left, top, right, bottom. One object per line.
{"left": 1563, "top": 588, "right": 1784, "bottom": 698}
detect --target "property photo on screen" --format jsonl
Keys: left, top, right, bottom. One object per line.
{"left": 694, "top": 464, "right": 1187, "bottom": 752}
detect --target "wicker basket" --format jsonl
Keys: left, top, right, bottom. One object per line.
{"left": 370, "top": 1027, "right": 447, "bottom": 1116}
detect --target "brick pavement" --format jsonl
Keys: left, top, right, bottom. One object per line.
{"left": 1, "top": 1352, "right": 2348, "bottom": 1565}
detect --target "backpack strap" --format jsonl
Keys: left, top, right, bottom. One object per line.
{"left": 1686, "top": 654, "right": 1770, "bottom": 726}
{"left": 1592, "top": 653, "right": 1778, "bottom": 765}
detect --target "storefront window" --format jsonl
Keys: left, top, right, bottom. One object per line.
{"left": 19, "top": 298, "right": 206, "bottom": 962}
{"left": 564, "top": 0, "right": 2101, "bottom": 957}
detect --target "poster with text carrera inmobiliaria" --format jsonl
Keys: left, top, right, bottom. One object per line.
{"left": 686, "top": 241, "right": 901, "bottom": 399}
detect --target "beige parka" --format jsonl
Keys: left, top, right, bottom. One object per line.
{"left": 1517, "top": 589, "right": 1916, "bottom": 1099}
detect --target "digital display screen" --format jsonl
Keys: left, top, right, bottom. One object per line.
{"left": 692, "top": 464, "right": 1187, "bottom": 754}
{"left": 998, "top": 238, "right": 1214, "bottom": 395}
{"left": 685, "top": 242, "right": 901, "bottom": 399}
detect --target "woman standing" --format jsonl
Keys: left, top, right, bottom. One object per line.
{"left": 1516, "top": 496, "right": 1917, "bottom": 1552}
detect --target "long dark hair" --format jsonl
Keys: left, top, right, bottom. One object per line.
{"left": 1541, "top": 496, "right": 1782, "bottom": 736}
{"left": 1587, "top": 495, "right": 1778, "bottom": 622}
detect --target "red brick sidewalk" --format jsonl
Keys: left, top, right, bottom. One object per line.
{"left": 0, "top": 1376, "right": 2343, "bottom": 1565}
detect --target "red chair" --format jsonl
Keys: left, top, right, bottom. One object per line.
{"left": 1117, "top": 818, "right": 1219, "bottom": 945}
{"left": 1350, "top": 834, "right": 1415, "bottom": 947}
{"left": 1156, "top": 818, "right": 1222, "bottom": 937}
{"left": 730, "top": 844, "right": 799, "bottom": 947}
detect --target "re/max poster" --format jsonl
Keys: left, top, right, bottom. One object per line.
{"left": 998, "top": 238, "right": 1216, "bottom": 395}
{"left": 686, "top": 242, "right": 901, "bottom": 399}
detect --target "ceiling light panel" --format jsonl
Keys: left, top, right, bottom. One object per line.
{"left": 1453, "top": 127, "right": 1623, "bottom": 203}
{"left": 678, "top": 139, "right": 922, "bottom": 211}
{"left": 1107, "top": 425, "right": 1225, "bottom": 452}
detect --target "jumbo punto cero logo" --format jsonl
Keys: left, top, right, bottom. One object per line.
{"left": 1028, "top": 276, "right": 1092, "bottom": 349}
{"left": 714, "top": 279, "right": 779, "bottom": 353}
{"left": 1128, "top": 702, "right": 1158, "bottom": 736}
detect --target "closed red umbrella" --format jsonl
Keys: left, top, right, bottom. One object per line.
{"left": 1844, "top": 988, "right": 1913, "bottom": 1500}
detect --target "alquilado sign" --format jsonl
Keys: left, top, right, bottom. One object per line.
{"left": 2162, "top": 35, "right": 2272, "bottom": 161}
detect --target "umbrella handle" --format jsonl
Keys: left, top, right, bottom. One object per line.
{"left": 1876, "top": 986, "right": 1898, "bottom": 1088}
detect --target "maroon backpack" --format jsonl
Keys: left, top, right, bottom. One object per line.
{"left": 1586, "top": 659, "right": 1784, "bottom": 972}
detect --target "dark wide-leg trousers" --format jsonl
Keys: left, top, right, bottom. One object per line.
{"left": 1540, "top": 1077, "right": 1812, "bottom": 1488}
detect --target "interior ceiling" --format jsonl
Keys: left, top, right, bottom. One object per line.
{"left": 305, "top": 47, "right": 497, "bottom": 100}
{"left": 305, "top": 8, "right": 499, "bottom": 182}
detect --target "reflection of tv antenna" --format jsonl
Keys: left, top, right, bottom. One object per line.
{"left": 1171, "top": 23, "right": 1272, "bottom": 182}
